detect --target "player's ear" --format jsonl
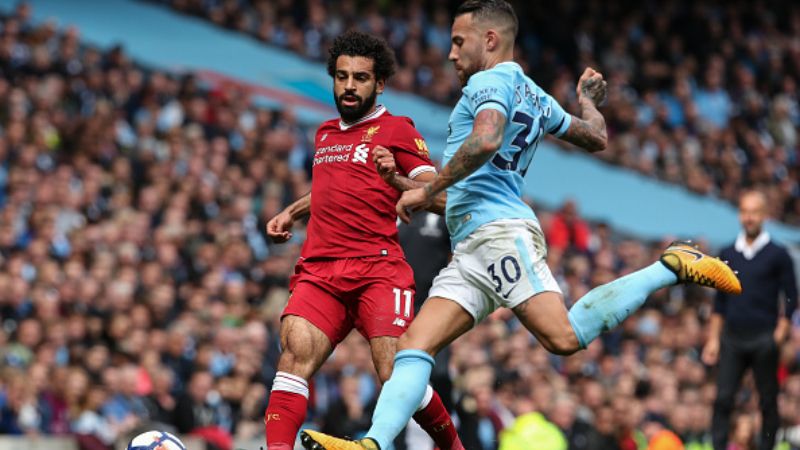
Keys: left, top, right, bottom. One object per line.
{"left": 486, "top": 29, "right": 499, "bottom": 52}
{"left": 376, "top": 78, "right": 385, "bottom": 95}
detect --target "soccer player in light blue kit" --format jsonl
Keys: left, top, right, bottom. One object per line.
{"left": 301, "top": 2, "right": 741, "bottom": 449}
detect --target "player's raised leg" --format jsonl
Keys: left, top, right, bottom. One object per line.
{"left": 301, "top": 297, "right": 473, "bottom": 450}
{"left": 515, "top": 240, "right": 742, "bottom": 355}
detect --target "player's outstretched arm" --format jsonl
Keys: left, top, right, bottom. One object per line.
{"left": 266, "top": 193, "right": 311, "bottom": 243}
{"left": 560, "top": 67, "right": 608, "bottom": 153}
{"left": 373, "top": 146, "right": 446, "bottom": 215}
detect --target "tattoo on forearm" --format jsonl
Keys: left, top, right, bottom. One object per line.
{"left": 429, "top": 110, "right": 505, "bottom": 195}
{"left": 387, "top": 175, "right": 426, "bottom": 192}
{"left": 562, "top": 98, "right": 607, "bottom": 152}
{"left": 387, "top": 174, "right": 446, "bottom": 214}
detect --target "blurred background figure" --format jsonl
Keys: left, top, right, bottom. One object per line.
{"left": 704, "top": 191, "right": 798, "bottom": 450}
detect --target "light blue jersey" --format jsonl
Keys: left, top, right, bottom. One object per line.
{"left": 444, "top": 61, "right": 572, "bottom": 245}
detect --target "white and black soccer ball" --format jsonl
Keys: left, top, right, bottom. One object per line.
{"left": 127, "top": 430, "right": 187, "bottom": 450}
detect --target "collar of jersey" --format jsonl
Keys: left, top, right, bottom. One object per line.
{"left": 338, "top": 105, "right": 387, "bottom": 130}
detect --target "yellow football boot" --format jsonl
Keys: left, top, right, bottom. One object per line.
{"left": 300, "top": 430, "right": 380, "bottom": 450}
{"left": 660, "top": 240, "right": 742, "bottom": 295}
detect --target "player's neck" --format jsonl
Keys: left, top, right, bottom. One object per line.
{"left": 483, "top": 52, "right": 514, "bottom": 71}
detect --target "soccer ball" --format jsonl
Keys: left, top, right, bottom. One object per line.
{"left": 127, "top": 430, "right": 187, "bottom": 450}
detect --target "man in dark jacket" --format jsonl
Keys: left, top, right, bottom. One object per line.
{"left": 703, "top": 190, "right": 798, "bottom": 450}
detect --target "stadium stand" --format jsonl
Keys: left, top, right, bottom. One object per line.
{"left": 0, "top": 2, "right": 798, "bottom": 450}
{"left": 156, "top": 0, "right": 800, "bottom": 224}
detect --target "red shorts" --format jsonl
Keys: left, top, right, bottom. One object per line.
{"left": 283, "top": 256, "right": 416, "bottom": 346}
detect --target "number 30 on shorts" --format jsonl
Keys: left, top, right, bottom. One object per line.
{"left": 393, "top": 288, "right": 412, "bottom": 318}
{"left": 487, "top": 255, "right": 522, "bottom": 296}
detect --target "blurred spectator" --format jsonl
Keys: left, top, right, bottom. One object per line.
{"left": 546, "top": 200, "right": 592, "bottom": 255}
{"left": 728, "top": 415, "right": 757, "bottom": 450}
{"left": 320, "top": 372, "right": 376, "bottom": 440}
{"left": 174, "top": 371, "right": 234, "bottom": 449}
{"left": 642, "top": 413, "right": 684, "bottom": 450}
{"left": 549, "top": 394, "right": 604, "bottom": 450}
{"left": 498, "top": 397, "right": 567, "bottom": 450}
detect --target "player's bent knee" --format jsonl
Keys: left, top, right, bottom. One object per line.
{"left": 276, "top": 348, "right": 316, "bottom": 379}
{"left": 276, "top": 318, "right": 332, "bottom": 378}
{"left": 397, "top": 331, "right": 437, "bottom": 357}
{"left": 541, "top": 332, "right": 581, "bottom": 356}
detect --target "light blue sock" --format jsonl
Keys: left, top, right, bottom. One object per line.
{"left": 568, "top": 262, "right": 677, "bottom": 348}
{"left": 367, "top": 349, "right": 434, "bottom": 450}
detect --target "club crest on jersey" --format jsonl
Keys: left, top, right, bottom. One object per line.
{"left": 362, "top": 125, "right": 380, "bottom": 142}
{"left": 414, "top": 138, "right": 429, "bottom": 157}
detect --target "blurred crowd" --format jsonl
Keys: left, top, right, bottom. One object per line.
{"left": 156, "top": 0, "right": 800, "bottom": 224}
{"left": 0, "top": 3, "right": 799, "bottom": 450}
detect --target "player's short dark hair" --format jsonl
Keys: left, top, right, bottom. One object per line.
{"left": 327, "top": 30, "right": 397, "bottom": 82}
{"left": 455, "top": 0, "right": 518, "bottom": 39}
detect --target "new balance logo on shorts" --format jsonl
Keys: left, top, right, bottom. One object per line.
{"left": 392, "top": 317, "right": 407, "bottom": 327}
{"left": 353, "top": 143, "right": 369, "bottom": 164}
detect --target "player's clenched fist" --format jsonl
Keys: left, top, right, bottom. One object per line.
{"left": 373, "top": 145, "right": 396, "bottom": 183}
{"left": 577, "top": 67, "right": 607, "bottom": 106}
{"left": 266, "top": 210, "right": 294, "bottom": 243}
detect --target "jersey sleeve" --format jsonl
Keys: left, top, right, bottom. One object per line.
{"left": 463, "top": 69, "right": 514, "bottom": 117}
{"left": 389, "top": 120, "right": 437, "bottom": 179}
{"left": 542, "top": 92, "right": 572, "bottom": 137}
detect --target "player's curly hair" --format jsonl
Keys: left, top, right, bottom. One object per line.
{"left": 327, "top": 30, "right": 397, "bottom": 82}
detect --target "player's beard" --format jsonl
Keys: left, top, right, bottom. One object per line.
{"left": 457, "top": 63, "right": 479, "bottom": 86}
{"left": 335, "top": 88, "right": 377, "bottom": 123}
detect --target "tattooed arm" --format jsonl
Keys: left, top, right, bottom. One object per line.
{"left": 425, "top": 108, "right": 506, "bottom": 197}
{"left": 560, "top": 67, "right": 608, "bottom": 153}
{"left": 373, "top": 146, "right": 446, "bottom": 214}
{"left": 384, "top": 172, "right": 446, "bottom": 215}
{"left": 395, "top": 109, "right": 506, "bottom": 222}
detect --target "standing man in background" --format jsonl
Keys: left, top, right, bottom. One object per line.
{"left": 703, "top": 190, "right": 798, "bottom": 450}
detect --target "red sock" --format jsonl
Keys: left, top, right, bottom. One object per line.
{"left": 412, "top": 389, "right": 464, "bottom": 450}
{"left": 265, "top": 373, "right": 309, "bottom": 450}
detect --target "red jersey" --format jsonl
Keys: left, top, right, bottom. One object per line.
{"left": 302, "top": 105, "right": 436, "bottom": 259}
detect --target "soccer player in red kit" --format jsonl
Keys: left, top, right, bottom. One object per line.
{"left": 264, "top": 31, "right": 463, "bottom": 450}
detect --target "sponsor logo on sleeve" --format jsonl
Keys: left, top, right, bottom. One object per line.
{"left": 471, "top": 87, "right": 498, "bottom": 107}
{"left": 414, "top": 138, "right": 429, "bottom": 157}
